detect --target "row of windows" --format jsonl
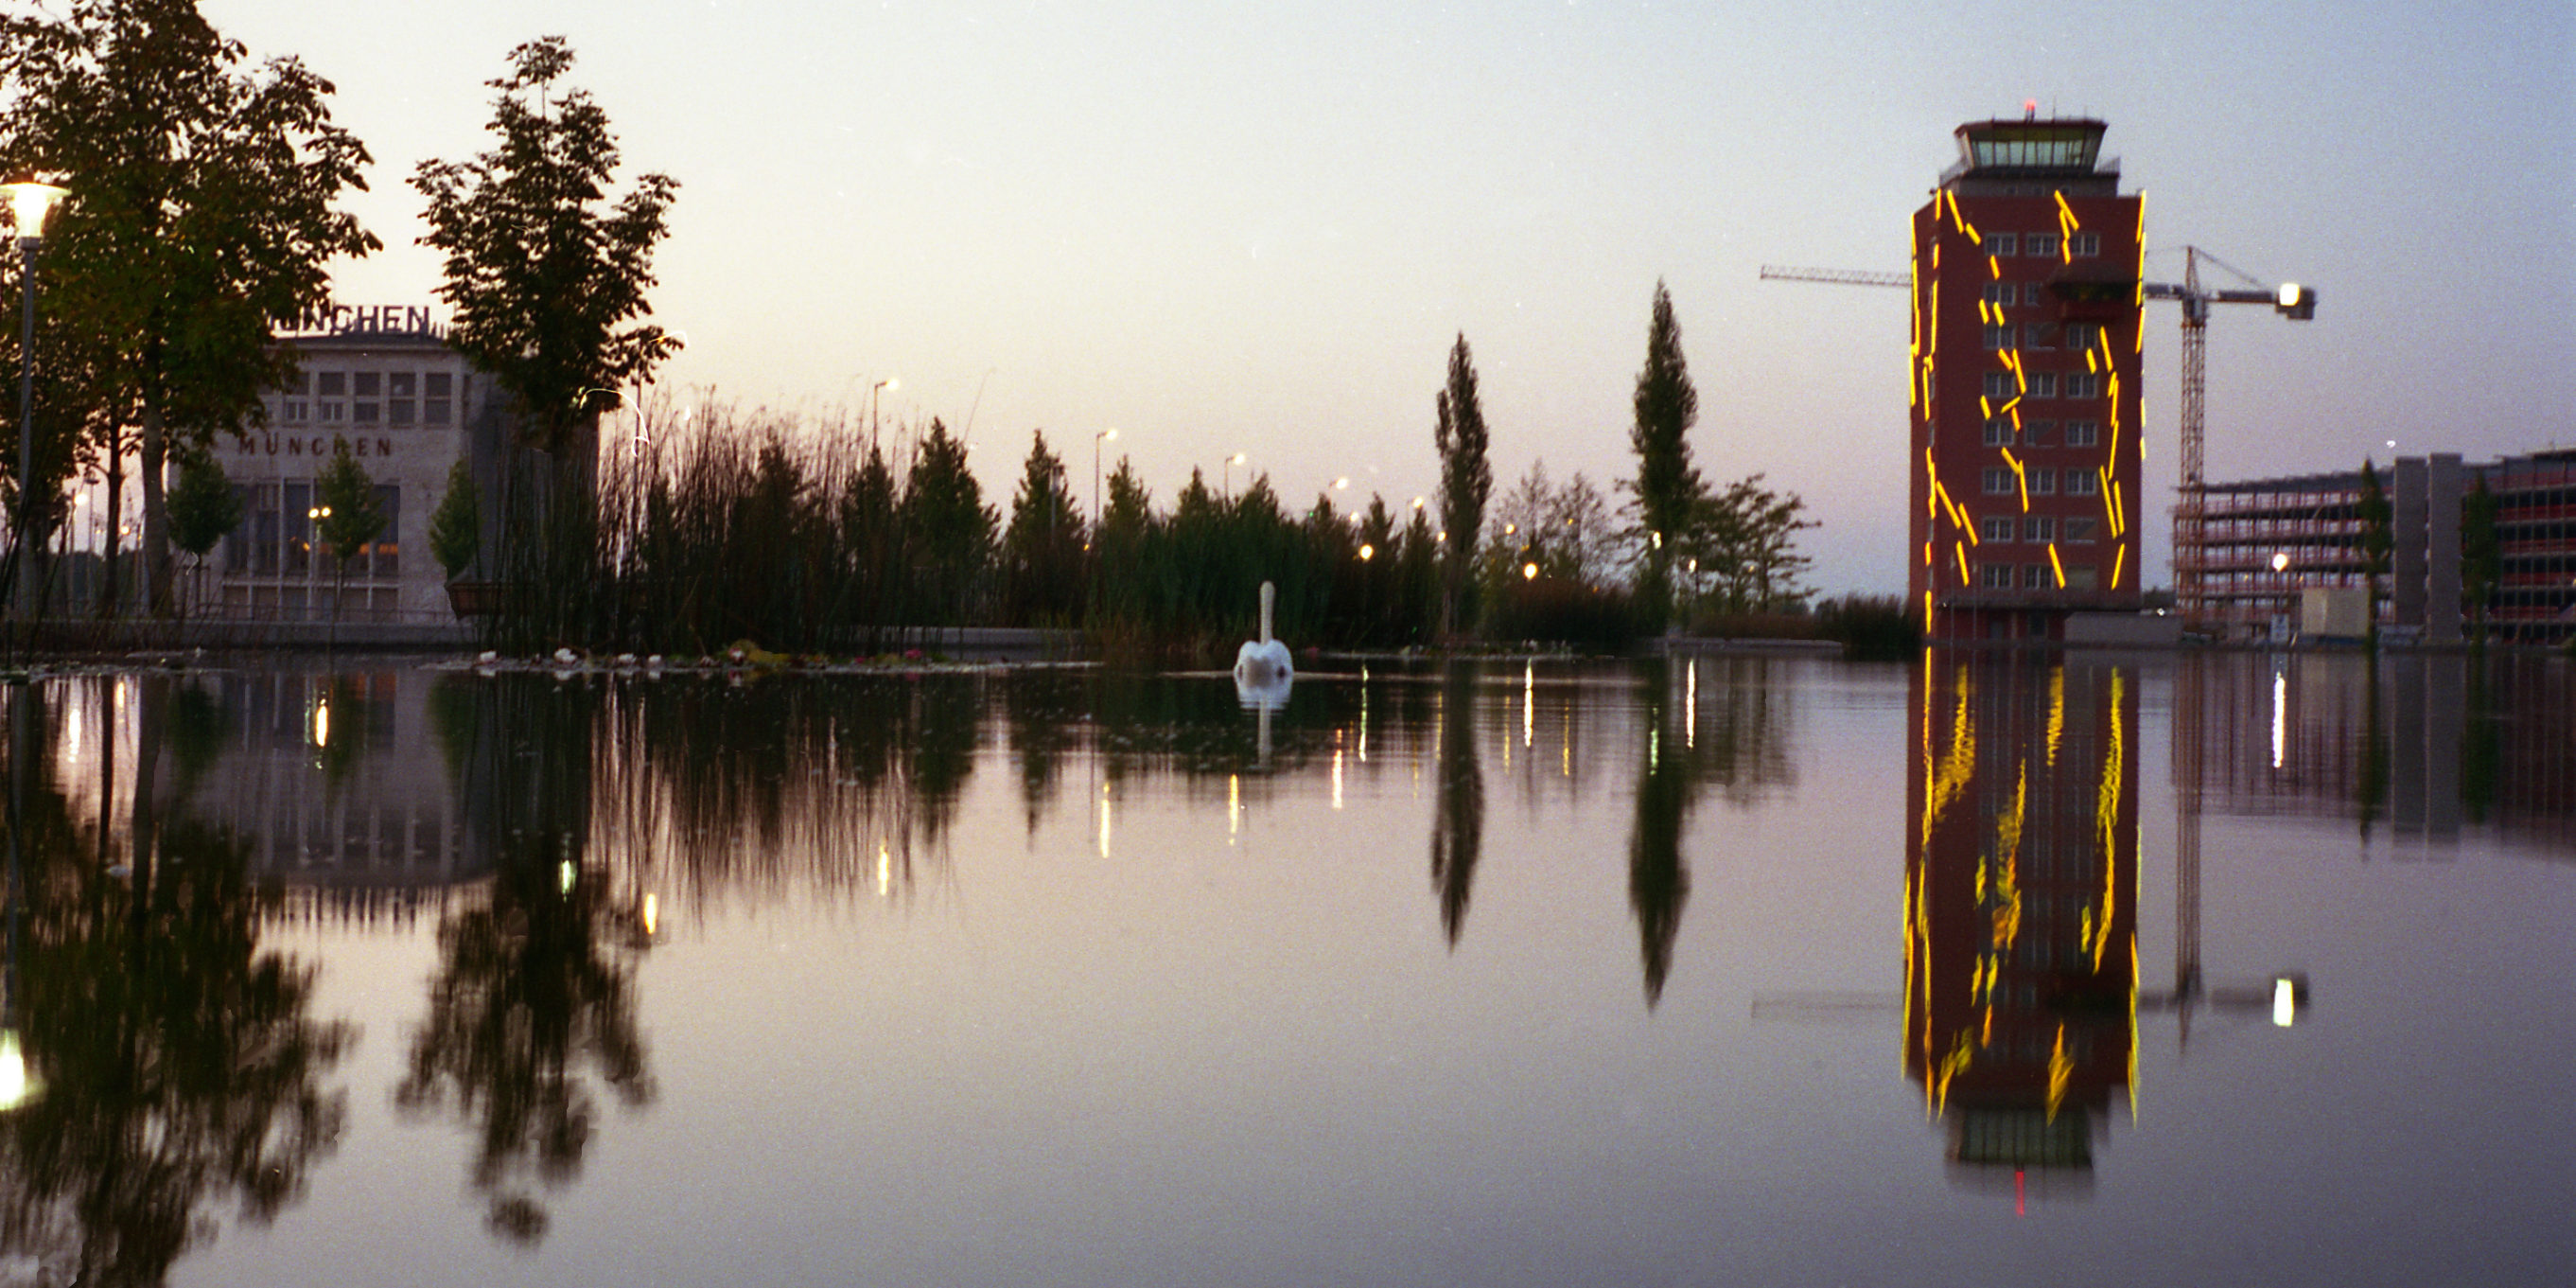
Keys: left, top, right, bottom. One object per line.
{"left": 279, "top": 371, "right": 454, "bottom": 398}
{"left": 1982, "top": 467, "right": 2103, "bottom": 497}
{"left": 1978, "top": 516, "right": 2101, "bottom": 543}
{"left": 1985, "top": 231, "right": 2101, "bottom": 258}
{"left": 1984, "top": 418, "right": 2102, "bottom": 448}
{"left": 1981, "top": 322, "right": 2108, "bottom": 351}
{"left": 1975, "top": 562, "right": 2104, "bottom": 591}
{"left": 222, "top": 481, "right": 402, "bottom": 580}
{"left": 272, "top": 398, "right": 452, "bottom": 427}
{"left": 1982, "top": 371, "right": 2103, "bottom": 400}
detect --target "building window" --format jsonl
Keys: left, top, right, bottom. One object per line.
{"left": 354, "top": 372, "right": 381, "bottom": 397}
{"left": 2031, "top": 468, "right": 2057, "bottom": 495}
{"left": 1984, "top": 370, "right": 2018, "bottom": 398}
{"left": 1988, "top": 233, "right": 2018, "bottom": 256}
{"left": 2027, "top": 372, "right": 2058, "bottom": 398}
{"left": 2069, "top": 232, "right": 2100, "bottom": 257}
{"left": 1978, "top": 563, "right": 2014, "bottom": 589}
{"left": 2065, "top": 564, "right": 2099, "bottom": 589}
{"left": 2065, "top": 420, "right": 2099, "bottom": 448}
{"left": 2064, "top": 372, "right": 2100, "bottom": 399}
{"left": 2022, "top": 324, "right": 2053, "bottom": 350}
{"left": 389, "top": 398, "right": 414, "bottom": 425}
{"left": 1983, "top": 468, "right": 2014, "bottom": 495}
{"left": 317, "top": 371, "right": 345, "bottom": 397}
{"left": 1982, "top": 324, "right": 2014, "bottom": 350}
{"left": 2026, "top": 233, "right": 2059, "bottom": 257}
{"left": 2068, "top": 471, "right": 2101, "bottom": 497}
{"left": 2023, "top": 564, "right": 2049, "bottom": 589}
{"left": 2065, "top": 518, "right": 2098, "bottom": 543}
{"left": 2025, "top": 516, "right": 2055, "bottom": 541}
{"left": 1981, "top": 516, "right": 2015, "bottom": 542}
{"left": 2024, "top": 418, "right": 2057, "bottom": 445}
{"left": 388, "top": 372, "right": 416, "bottom": 397}
{"left": 2024, "top": 282, "right": 2051, "bottom": 306}
{"left": 2063, "top": 323, "right": 2101, "bottom": 350}
{"left": 250, "top": 484, "right": 279, "bottom": 575}
{"left": 353, "top": 401, "right": 379, "bottom": 424}
{"left": 1983, "top": 418, "right": 2014, "bottom": 447}
{"left": 318, "top": 402, "right": 343, "bottom": 423}
{"left": 282, "top": 400, "right": 307, "bottom": 424}
{"left": 1982, "top": 282, "right": 2015, "bottom": 306}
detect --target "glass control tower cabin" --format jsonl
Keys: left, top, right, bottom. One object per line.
{"left": 1909, "top": 116, "right": 2145, "bottom": 643}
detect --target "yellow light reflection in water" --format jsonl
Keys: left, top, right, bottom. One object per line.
{"left": 1228, "top": 773, "right": 1240, "bottom": 840}
{"left": 2271, "top": 669, "right": 2288, "bottom": 769}
{"left": 876, "top": 841, "right": 892, "bottom": 896}
{"left": 1685, "top": 661, "right": 1697, "bottom": 750}
{"left": 0, "top": 1032, "right": 39, "bottom": 1111}
{"left": 1331, "top": 750, "right": 1344, "bottom": 810}
{"left": 1096, "top": 785, "right": 1113, "bottom": 859}
{"left": 640, "top": 892, "right": 658, "bottom": 937}
{"left": 1523, "top": 662, "right": 1535, "bottom": 749}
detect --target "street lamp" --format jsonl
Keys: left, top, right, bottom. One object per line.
{"left": 1225, "top": 452, "right": 1246, "bottom": 499}
{"left": 867, "top": 378, "right": 897, "bottom": 450}
{"left": 5, "top": 180, "right": 68, "bottom": 622}
{"left": 1093, "top": 428, "right": 1118, "bottom": 529}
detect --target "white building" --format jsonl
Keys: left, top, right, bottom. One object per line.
{"left": 200, "top": 307, "right": 503, "bottom": 625}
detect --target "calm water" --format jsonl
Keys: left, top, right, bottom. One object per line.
{"left": 0, "top": 652, "right": 2567, "bottom": 1287}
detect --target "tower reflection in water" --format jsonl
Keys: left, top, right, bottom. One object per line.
{"left": 1906, "top": 655, "right": 2136, "bottom": 1197}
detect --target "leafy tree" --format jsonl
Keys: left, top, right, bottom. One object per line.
{"left": 1001, "top": 431, "right": 1084, "bottom": 626}
{"left": 429, "top": 457, "right": 482, "bottom": 580}
{"left": 1434, "top": 333, "right": 1492, "bottom": 641}
{"left": 1624, "top": 282, "right": 1707, "bottom": 630}
{"left": 0, "top": 0, "right": 377, "bottom": 613}
{"left": 166, "top": 447, "right": 242, "bottom": 620}
{"left": 412, "top": 36, "right": 678, "bottom": 456}
{"left": 2357, "top": 458, "right": 2392, "bottom": 647}
{"left": 313, "top": 441, "right": 385, "bottom": 628}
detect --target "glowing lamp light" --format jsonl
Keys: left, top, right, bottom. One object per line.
{"left": 1358, "top": 543, "right": 1375, "bottom": 561}
{"left": 2271, "top": 977, "right": 2298, "bottom": 1027}
{"left": 2, "top": 182, "right": 69, "bottom": 243}
{"left": 0, "top": 1032, "right": 38, "bottom": 1111}
{"left": 1521, "top": 562, "right": 1538, "bottom": 581}
{"left": 2271, "top": 552, "right": 2290, "bottom": 573}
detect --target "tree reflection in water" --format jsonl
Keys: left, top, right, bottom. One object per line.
{"left": 1626, "top": 657, "right": 1798, "bottom": 1006}
{"left": 1429, "top": 662, "right": 1483, "bottom": 947}
{"left": 400, "top": 677, "right": 652, "bottom": 1246}
{"left": 0, "top": 682, "right": 353, "bottom": 1287}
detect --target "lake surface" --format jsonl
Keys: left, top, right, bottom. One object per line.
{"left": 0, "top": 651, "right": 2566, "bottom": 1287}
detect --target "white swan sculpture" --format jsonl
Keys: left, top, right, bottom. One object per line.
{"left": 1233, "top": 580, "right": 1294, "bottom": 690}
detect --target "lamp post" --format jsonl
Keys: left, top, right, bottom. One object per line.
{"left": 5, "top": 182, "right": 67, "bottom": 624}
{"left": 868, "top": 378, "right": 897, "bottom": 451}
{"left": 1225, "top": 452, "right": 1246, "bottom": 500}
{"left": 1093, "top": 428, "right": 1118, "bottom": 530}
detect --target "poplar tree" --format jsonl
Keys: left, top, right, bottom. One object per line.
{"left": 0, "top": 0, "right": 377, "bottom": 614}
{"left": 1626, "top": 282, "right": 1705, "bottom": 630}
{"left": 1434, "top": 333, "right": 1491, "bottom": 641}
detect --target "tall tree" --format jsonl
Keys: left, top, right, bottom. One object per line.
{"left": 412, "top": 37, "right": 678, "bottom": 457}
{"left": 899, "top": 419, "right": 995, "bottom": 627}
{"left": 2356, "top": 458, "right": 2392, "bottom": 648}
{"left": 1001, "top": 431, "right": 1083, "bottom": 626}
{"left": 1625, "top": 282, "right": 1706, "bottom": 630}
{"left": 0, "top": 0, "right": 377, "bottom": 613}
{"left": 165, "top": 446, "right": 241, "bottom": 620}
{"left": 1434, "top": 333, "right": 1491, "bottom": 641}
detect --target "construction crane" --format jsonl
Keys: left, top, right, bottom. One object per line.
{"left": 1760, "top": 253, "right": 2318, "bottom": 628}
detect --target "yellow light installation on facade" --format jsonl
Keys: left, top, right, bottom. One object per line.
{"left": 1954, "top": 542, "right": 1971, "bottom": 583}
{"left": 2048, "top": 543, "right": 2066, "bottom": 588}
{"left": 2111, "top": 544, "right": 2127, "bottom": 589}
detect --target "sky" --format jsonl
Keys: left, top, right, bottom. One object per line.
{"left": 194, "top": 0, "right": 2574, "bottom": 595}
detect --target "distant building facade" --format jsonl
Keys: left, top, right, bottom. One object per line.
{"left": 1909, "top": 117, "right": 2147, "bottom": 642}
{"left": 191, "top": 308, "right": 503, "bottom": 625}
{"left": 2189, "top": 450, "right": 2576, "bottom": 644}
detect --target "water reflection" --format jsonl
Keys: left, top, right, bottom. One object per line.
{"left": 1906, "top": 656, "right": 2137, "bottom": 1193}
{"left": 0, "top": 683, "right": 354, "bottom": 1285}
{"left": 398, "top": 678, "right": 653, "bottom": 1246}
{"left": 1428, "top": 663, "right": 1481, "bottom": 946}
